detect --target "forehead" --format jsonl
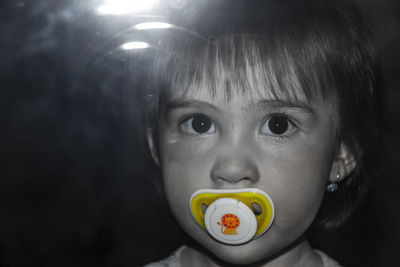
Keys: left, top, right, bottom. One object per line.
{"left": 164, "top": 80, "right": 334, "bottom": 123}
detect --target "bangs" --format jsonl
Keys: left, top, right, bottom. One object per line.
{"left": 153, "top": 32, "right": 337, "bottom": 107}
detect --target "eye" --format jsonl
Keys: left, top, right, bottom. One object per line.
{"left": 181, "top": 114, "right": 216, "bottom": 135}
{"left": 260, "top": 115, "right": 296, "bottom": 136}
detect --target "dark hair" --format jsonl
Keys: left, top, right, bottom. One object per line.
{"left": 142, "top": 0, "right": 382, "bottom": 229}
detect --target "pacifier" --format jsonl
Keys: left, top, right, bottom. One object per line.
{"left": 189, "top": 188, "right": 275, "bottom": 245}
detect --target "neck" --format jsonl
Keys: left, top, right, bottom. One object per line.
{"left": 181, "top": 237, "right": 322, "bottom": 267}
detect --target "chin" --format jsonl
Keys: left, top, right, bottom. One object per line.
{"left": 213, "top": 248, "right": 263, "bottom": 265}
{"left": 198, "top": 233, "right": 279, "bottom": 265}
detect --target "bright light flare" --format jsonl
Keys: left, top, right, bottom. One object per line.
{"left": 134, "top": 22, "right": 172, "bottom": 30}
{"left": 121, "top": 42, "right": 149, "bottom": 50}
{"left": 97, "top": 0, "right": 159, "bottom": 15}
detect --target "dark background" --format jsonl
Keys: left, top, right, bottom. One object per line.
{"left": 1, "top": 0, "right": 399, "bottom": 266}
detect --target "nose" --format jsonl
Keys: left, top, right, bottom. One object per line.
{"left": 210, "top": 151, "right": 259, "bottom": 185}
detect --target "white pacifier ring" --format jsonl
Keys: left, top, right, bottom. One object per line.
{"left": 204, "top": 198, "right": 257, "bottom": 245}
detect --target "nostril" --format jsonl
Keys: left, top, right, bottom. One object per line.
{"left": 214, "top": 176, "right": 253, "bottom": 184}
{"left": 251, "top": 202, "right": 262, "bottom": 215}
{"left": 201, "top": 203, "right": 208, "bottom": 214}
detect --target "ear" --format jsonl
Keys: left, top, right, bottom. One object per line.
{"left": 329, "top": 142, "right": 357, "bottom": 183}
{"left": 146, "top": 128, "right": 160, "bottom": 167}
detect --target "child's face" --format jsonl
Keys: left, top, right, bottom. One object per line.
{"left": 150, "top": 82, "right": 338, "bottom": 264}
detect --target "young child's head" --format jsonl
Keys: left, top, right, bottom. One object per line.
{"left": 143, "top": 0, "right": 381, "bottom": 264}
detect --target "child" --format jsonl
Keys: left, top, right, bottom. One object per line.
{"left": 142, "top": 0, "right": 382, "bottom": 265}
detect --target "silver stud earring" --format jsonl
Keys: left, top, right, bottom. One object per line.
{"left": 327, "top": 173, "right": 340, "bottom": 192}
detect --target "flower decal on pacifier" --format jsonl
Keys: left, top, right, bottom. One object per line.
{"left": 218, "top": 213, "right": 240, "bottom": 235}
{"left": 189, "top": 188, "right": 275, "bottom": 245}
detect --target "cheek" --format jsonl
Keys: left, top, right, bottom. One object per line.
{"left": 264, "top": 140, "right": 334, "bottom": 235}
{"left": 158, "top": 137, "right": 214, "bottom": 217}
{"left": 159, "top": 133, "right": 215, "bottom": 185}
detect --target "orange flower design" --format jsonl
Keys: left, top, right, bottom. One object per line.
{"left": 217, "top": 213, "right": 240, "bottom": 235}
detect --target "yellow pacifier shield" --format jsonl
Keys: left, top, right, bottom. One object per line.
{"left": 190, "top": 188, "right": 275, "bottom": 242}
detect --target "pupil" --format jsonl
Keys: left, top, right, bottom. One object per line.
{"left": 268, "top": 116, "right": 288, "bottom": 135}
{"left": 192, "top": 115, "right": 211, "bottom": 133}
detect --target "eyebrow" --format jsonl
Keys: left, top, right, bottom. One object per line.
{"left": 164, "top": 99, "right": 220, "bottom": 113}
{"left": 163, "top": 98, "right": 316, "bottom": 115}
{"left": 255, "top": 99, "right": 315, "bottom": 114}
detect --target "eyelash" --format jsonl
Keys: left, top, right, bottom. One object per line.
{"left": 260, "top": 113, "right": 298, "bottom": 140}
{"left": 178, "top": 113, "right": 215, "bottom": 135}
{"left": 178, "top": 113, "right": 198, "bottom": 127}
